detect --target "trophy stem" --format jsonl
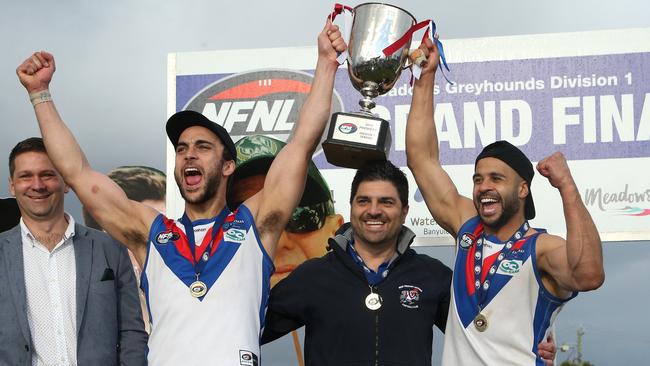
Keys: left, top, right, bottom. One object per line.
{"left": 359, "top": 81, "right": 379, "bottom": 113}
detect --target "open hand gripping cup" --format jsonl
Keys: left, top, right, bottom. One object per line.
{"left": 322, "top": 3, "right": 416, "bottom": 169}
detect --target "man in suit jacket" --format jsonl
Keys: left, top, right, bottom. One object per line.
{"left": 0, "top": 137, "right": 147, "bottom": 365}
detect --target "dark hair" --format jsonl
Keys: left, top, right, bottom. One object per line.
{"left": 83, "top": 166, "right": 166, "bottom": 229}
{"left": 350, "top": 160, "right": 409, "bottom": 207}
{"left": 9, "top": 137, "right": 47, "bottom": 176}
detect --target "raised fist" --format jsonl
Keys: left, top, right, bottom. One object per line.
{"left": 16, "top": 51, "right": 56, "bottom": 94}
{"left": 536, "top": 151, "right": 574, "bottom": 190}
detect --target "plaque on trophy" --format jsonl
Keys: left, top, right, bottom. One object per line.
{"left": 322, "top": 3, "right": 416, "bottom": 169}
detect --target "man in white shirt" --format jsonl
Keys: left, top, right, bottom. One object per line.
{"left": 0, "top": 137, "right": 147, "bottom": 365}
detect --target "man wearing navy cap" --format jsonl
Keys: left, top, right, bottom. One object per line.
{"left": 16, "top": 19, "right": 347, "bottom": 365}
{"left": 405, "top": 38, "right": 604, "bottom": 365}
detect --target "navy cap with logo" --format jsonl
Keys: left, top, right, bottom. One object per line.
{"left": 227, "top": 135, "right": 335, "bottom": 233}
{"left": 166, "top": 110, "right": 236, "bottom": 160}
{"left": 475, "top": 140, "right": 536, "bottom": 220}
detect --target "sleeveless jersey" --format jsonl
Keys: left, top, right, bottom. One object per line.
{"left": 442, "top": 216, "right": 576, "bottom": 365}
{"left": 142, "top": 205, "right": 273, "bottom": 365}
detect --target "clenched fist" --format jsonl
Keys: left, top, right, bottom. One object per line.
{"left": 16, "top": 51, "right": 56, "bottom": 94}
{"left": 536, "top": 151, "right": 575, "bottom": 190}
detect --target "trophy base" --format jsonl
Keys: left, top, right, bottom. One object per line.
{"left": 322, "top": 112, "right": 392, "bottom": 169}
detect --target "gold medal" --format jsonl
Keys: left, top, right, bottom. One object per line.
{"left": 365, "top": 292, "right": 382, "bottom": 310}
{"left": 474, "top": 313, "right": 488, "bottom": 332}
{"left": 190, "top": 280, "right": 207, "bottom": 298}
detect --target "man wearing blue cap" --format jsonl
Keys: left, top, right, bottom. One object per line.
{"left": 405, "top": 38, "right": 604, "bottom": 365}
{"left": 16, "top": 19, "right": 347, "bottom": 365}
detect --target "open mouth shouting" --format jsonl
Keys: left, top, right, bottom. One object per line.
{"left": 478, "top": 194, "right": 501, "bottom": 217}
{"left": 183, "top": 167, "right": 203, "bottom": 189}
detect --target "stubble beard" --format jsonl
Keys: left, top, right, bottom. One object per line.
{"left": 176, "top": 166, "right": 222, "bottom": 205}
{"left": 480, "top": 189, "right": 521, "bottom": 231}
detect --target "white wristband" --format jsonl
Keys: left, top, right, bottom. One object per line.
{"left": 29, "top": 90, "right": 52, "bottom": 107}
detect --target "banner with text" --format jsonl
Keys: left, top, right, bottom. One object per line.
{"left": 167, "top": 28, "right": 650, "bottom": 245}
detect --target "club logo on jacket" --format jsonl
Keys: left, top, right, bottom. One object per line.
{"left": 399, "top": 285, "right": 423, "bottom": 309}
{"left": 156, "top": 231, "right": 180, "bottom": 244}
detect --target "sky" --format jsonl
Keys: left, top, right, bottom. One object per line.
{"left": 1, "top": 1, "right": 649, "bottom": 364}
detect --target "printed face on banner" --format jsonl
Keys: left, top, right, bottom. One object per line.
{"left": 229, "top": 173, "right": 343, "bottom": 288}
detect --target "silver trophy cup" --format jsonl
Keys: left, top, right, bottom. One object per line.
{"left": 323, "top": 3, "right": 416, "bottom": 168}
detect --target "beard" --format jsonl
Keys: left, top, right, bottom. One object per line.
{"left": 175, "top": 160, "right": 223, "bottom": 205}
{"left": 479, "top": 188, "right": 521, "bottom": 231}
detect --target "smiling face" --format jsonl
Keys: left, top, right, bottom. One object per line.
{"left": 9, "top": 151, "right": 68, "bottom": 223}
{"left": 350, "top": 180, "right": 408, "bottom": 250}
{"left": 173, "top": 126, "right": 230, "bottom": 205}
{"left": 473, "top": 157, "right": 527, "bottom": 230}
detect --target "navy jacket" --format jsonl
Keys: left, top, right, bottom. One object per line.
{"left": 263, "top": 223, "right": 452, "bottom": 366}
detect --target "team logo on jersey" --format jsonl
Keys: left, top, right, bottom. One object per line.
{"left": 182, "top": 70, "right": 344, "bottom": 156}
{"left": 239, "top": 350, "right": 259, "bottom": 366}
{"left": 399, "top": 285, "right": 423, "bottom": 309}
{"left": 225, "top": 228, "right": 246, "bottom": 242}
{"left": 156, "top": 231, "right": 180, "bottom": 244}
{"left": 497, "top": 259, "right": 523, "bottom": 275}
{"left": 459, "top": 233, "right": 475, "bottom": 249}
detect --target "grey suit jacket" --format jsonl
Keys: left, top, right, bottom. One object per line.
{"left": 0, "top": 223, "right": 148, "bottom": 365}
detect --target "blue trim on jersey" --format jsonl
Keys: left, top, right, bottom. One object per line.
{"left": 140, "top": 214, "right": 158, "bottom": 322}
{"left": 258, "top": 254, "right": 273, "bottom": 338}
{"left": 530, "top": 236, "right": 578, "bottom": 304}
{"left": 453, "top": 216, "right": 483, "bottom": 327}
{"left": 530, "top": 237, "right": 577, "bottom": 363}
{"left": 236, "top": 204, "right": 275, "bottom": 334}
{"left": 147, "top": 212, "right": 243, "bottom": 301}
{"left": 140, "top": 272, "right": 153, "bottom": 324}
{"left": 238, "top": 204, "right": 275, "bottom": 270}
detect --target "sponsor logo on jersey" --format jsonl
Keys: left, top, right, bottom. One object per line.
{"left": 156, "top": 231, "right": 180, "bottom": 244}
{"left": 497, "top": 259, "right": 523, "bottom": 275}
{"left": 239, "top": 350, "right": 258, "bottom": 366}
{"left": 399, "top": 285, "right": 423, "bottom": 309}
{"left": 225, "top": 228, "right": 246, "bottom": 242}
{"left": 183, "top": 70, "right": 344, "bottom": 154}
{"left": 222, "top": 218, "right": 246, "bottom": 231}
{"left": 338, "top": 122, "right": 357, "bottom": 134}
{"left": 459, "top": 233, "right": 475, "bottom": 249}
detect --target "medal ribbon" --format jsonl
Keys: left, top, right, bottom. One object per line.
{"left": 382, "top": 19, "right": 453, "bottom": 84}
{"left": 347, "top": 242, "right": 392, "bottom": 285}
{"left": 466, "top": 221, "right": 530, "bottom": 306}
{"left": 180, "top": 207, "right": 229, "bottom": 276}
{"left": 328, "top": 3, "right": 353, "bottom": 21}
